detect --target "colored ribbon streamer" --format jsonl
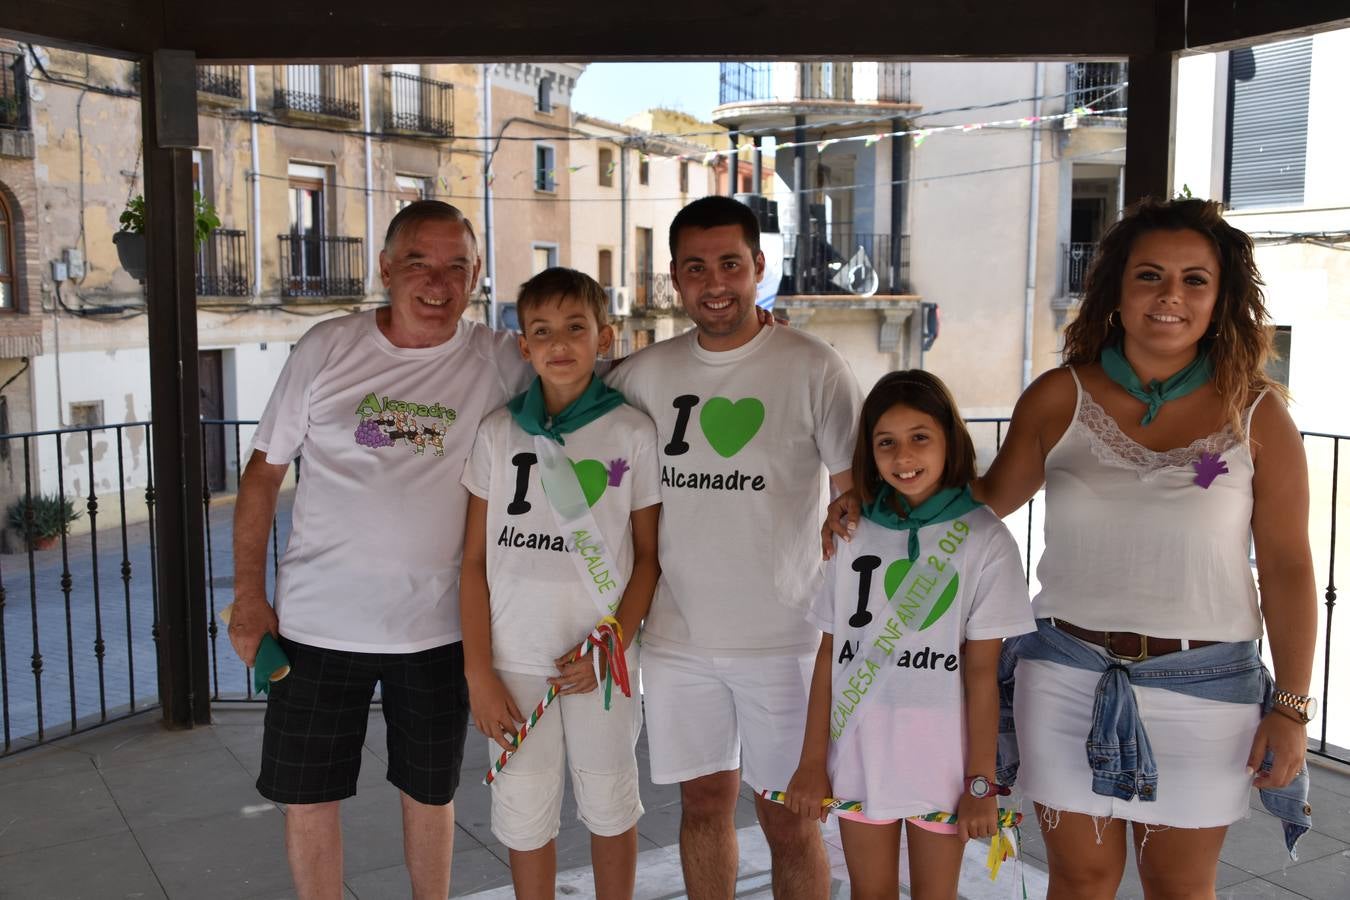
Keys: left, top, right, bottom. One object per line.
{"left": 484, "top": 617, "right": 630, "bottom": 786}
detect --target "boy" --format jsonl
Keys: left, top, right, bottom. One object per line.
{"left": 460, "top": 267, "right": 661, "bottom": 900}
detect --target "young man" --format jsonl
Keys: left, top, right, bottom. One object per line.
{"left": 606, "top": 196, "right": 863, "bottom": 899}
{"left": 229, "top": 201, "right": 531, "bottom": 899}
{"left": 460, "top": 267, "right": 661, "bottom": 900}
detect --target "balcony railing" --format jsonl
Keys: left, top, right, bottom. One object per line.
{"left": 1066, "top": 62, "right": 1128, "bottom": 121}
{"left": 719, "top": 62, "right": 910, "bottom": 106}
{"left": 383, "top": 71, "right": 454, "bottom": 137}
{"left": 272, "top": 65, "right": 360, "bottom": 121}
{"left": 278, "top": 234, "right": 364, "bottom": 298}
{"left": 631, "top": 271, "right": 681, "bottom": 314}
{"left": 782, "top": 231, "right": 910, "bottom": 296}
{"left": 1, "top": 50, "right": 31, "bottom": 132}
{"left": 3, "top": 421, "right": 1346, "bottom": 765}
{"left": 196, "top": 65, "right": 243, "bottom": 99}
{"left": 1063, "top": 241, "right": 1096, "bottom": 295}
{"left": 195, "top": 229, "right": 250, "bottom": 297}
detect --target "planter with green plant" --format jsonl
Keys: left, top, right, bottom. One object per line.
{"left": 7, "top": 493, "right": 83, "bottom": 551}
{"left": 114, "top": 191, "right": 221, "bottom": 282}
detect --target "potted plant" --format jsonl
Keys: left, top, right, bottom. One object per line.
{"left": 7, "top": 493, "right": 83, "bottom": 551}
{"left": 114, "top": 191, "right": 221, "bottom": 282}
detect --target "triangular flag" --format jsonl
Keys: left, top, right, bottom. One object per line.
{"left": 704, "top": 151, "right": 718, "bottom": 164}
{"left": 568, "top": 165, "right": 584, "bottom": 173}
{"left": 864, "top": 134, "right": 882, "bottom": 147}
{"left": 605, "top": 161, "right": 616, "bottom": 176}
{"left": 913, "top": 130, "right": 930, "bottom": 148}
{"left": 818, "top": 138, "right": 838, "bottom": 153}
{"left": 439, "top": 175, "right": 449, "bottom": 190}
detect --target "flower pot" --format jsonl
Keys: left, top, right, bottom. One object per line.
{"left": 32, "top": 534, "right": 59, "bottom": 551}
{"left": 113, "top": 231, "right": 147, "bottom": 282}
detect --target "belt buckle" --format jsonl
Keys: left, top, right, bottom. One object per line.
{"left": 1103, "top": 631, "right": 1148, "bottom": 662}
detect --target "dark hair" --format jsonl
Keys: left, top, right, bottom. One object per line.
{"left": 851, "top": 370, "right": 977, "bottom": 506}
{"left": 383, "top": 200, "right": 477, "bottom": 252}
{"left": 668, "top": 195, "right": 760, "bottom": 260}
{"left": 516, "top": 266, "right": 609, "bottom": 327}
{"left": 1062, "top": 196, "right": 1282, "bottom": 434}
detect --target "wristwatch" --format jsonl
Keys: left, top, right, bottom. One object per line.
{"left": 964, "top": 775, "right": 1011, "bottom": 800}
{"left": 1272, "top": 688, "right": 1318, "bottom": 725}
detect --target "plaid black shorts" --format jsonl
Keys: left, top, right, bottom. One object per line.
{"left": 257, "top": 638, "right": 469, "bottom": 806}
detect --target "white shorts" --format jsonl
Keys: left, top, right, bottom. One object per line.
{"left": 487, "top": 660, "right": 644, "bottom": 851}
{"left": 640, "top": 642, "right": 814, "bottom": 793}
{"left": 1014, "top": 655, "right": 1261, "bottom": 829}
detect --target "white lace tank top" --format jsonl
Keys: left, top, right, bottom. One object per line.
{"left": 1032, "top": 367, "right": 1265, "bottom": 641}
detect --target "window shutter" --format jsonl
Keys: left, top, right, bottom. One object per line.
{"left": 1225, "top": 37, "right": 1312, "bottom": 209}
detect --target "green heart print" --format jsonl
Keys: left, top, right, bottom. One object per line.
{"left": 882, "top": 559, "right": 959, "bottom": 631}
{"left": 698, "top": 397, "right": 766, "bottom": 458}
{"left": 571, "top": 459, "right": 608, "bottom": 508}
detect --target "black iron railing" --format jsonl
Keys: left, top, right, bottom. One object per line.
{"left": 631, "top": 271, "right": 680, "bottom": 313}
{"left": 272, "top": 65, "right": 360, "bottom": 120}
{"left": 278, "top": 234, "right": 364, "bottom": 298}
{"left": 1066, "top": 62, "right": 1128, "bottom": 120}
{"left": 383, "top": 71, "right": 454, "bottom": 137}
{"left": 782, "top": 231, "right": 910, "bottom": 296}
{"left": 1064, "top": 241, "right": 1096, "bottom": 295}
{"left": 196, "top": 65, "right": 243, "bottom": 99}
{"left": 719, "top": 63, "right": 774, "bottom": 105}
{"left": 196, "top": 228, "right": 250, "bottom": 297}
{"left": 1, "top": 50, "right": 30, "bottom": 132}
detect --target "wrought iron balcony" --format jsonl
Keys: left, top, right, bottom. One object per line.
{"left": 196, "top": 65, "right": 243, "bottom": 99}
{"left": 195, "top": 229, "right": 250, "bottom": 297}
{"left": 278, "top": 234, "right": 364, "bottom": 298}
{"left": 1066, "top": 62, "right": 1128, "bottom": 121}
{"left": 782, "top": 230, "right": 910, "bottom": 296}
{"left": 1063, "top": 241, "right": 1096, "bottom": 295}
{"left": 1, "top": 50, "right": 31, "bottom": 132}
{"left": 631, "top": 271, "right": 681, "bottom": 314}
{"left": 719, "top": 62, "right": 910, "bottom": 106}
{"left": 272, "top": 65, "right": 360, "bottom": 121}
{"left": 383, "top": 71, "right": 454, "bottom": 137}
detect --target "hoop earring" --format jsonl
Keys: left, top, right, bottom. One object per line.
{"left": 1105, "top": 309, "right": 1120, "bottom": 334}
{"left": 1207, "top": 319, "right": 1221, "bottom": 339}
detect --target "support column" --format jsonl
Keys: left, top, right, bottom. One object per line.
{"left": 727, "top": 130, "right": 739, "bottom": 197}
{"left": 1124, "top": 51, "right": 1178, "bottom": 204}
{"left": 890, "top": 117, "right": 906, "bottom": 293}
{"left": 793, "top": 116, "right": 808, "bottom": 295}
{"left": 751, "top": 135, "right": 763, "bottom": 195}
{"left": 141, "top": 50, "right": 211, "bottom": 729}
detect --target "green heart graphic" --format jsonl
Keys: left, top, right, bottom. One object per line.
{"left": 571, "top": 459, "right": 608, "bottom": 508}
{"left": 883, "top": 559, "right": 959, "bottom": 631}
{"left": 698, "top": 397, "right": 765, "bottom": 458}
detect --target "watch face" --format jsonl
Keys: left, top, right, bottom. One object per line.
{"left": 1306, "top": 697, "right": 1318, "bottom": 721}
{"left": 969, "top": 776, "right": 990, "bottom": 798}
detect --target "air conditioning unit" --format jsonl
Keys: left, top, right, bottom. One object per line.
{"left": 606, "top": 286, "right": 631, "bottom": 318}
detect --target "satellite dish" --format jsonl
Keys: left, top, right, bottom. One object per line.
{"left": 831, "top": 245, "right": 879, "bottom": 297}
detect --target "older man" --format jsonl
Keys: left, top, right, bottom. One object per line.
{"left": 229, "top": 201, "right": 529, "bottom": 899}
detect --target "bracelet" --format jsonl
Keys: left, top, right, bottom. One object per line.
{"left": 1270, "top": 704, "right": 1309, "bottom": 726}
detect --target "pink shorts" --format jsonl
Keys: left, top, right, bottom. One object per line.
{"left": 837, "top": 811, "right": 958, "bottom": 835}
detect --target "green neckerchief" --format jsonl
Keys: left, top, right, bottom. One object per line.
{"left": 1100, "top": 343, "right": 1212, "bottom": 427}
{"left": 860, "top": 484, "right": 984, "bottom": 562}
{"left": 507, "top": 375, "right": 626, "bottom": 445}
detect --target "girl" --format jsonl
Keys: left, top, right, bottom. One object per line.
{"left": 786, "top": 370, "right": 1034, "bottom": 900}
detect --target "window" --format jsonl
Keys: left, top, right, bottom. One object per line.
{"left": 679, "top": 160, "right": 689, "bottom": 194}
{"left": 288, "top": 163, "right": 327, "bottom": 290}
{"left": 1225, "top": 37, "right": 1312, "bottom": 209}
{"left": 1267, "top": 326, "right": 1292, "bottom": 388}
{"left": 535, "top": 145, "right": 556, "bottom": 192}
{"left": 68, "top": 401, "right": 104, "bottom": 428}
{"left": 537, "top": 76, "right": 553, "bottom": 113}
{"left": 598, "top": 249, "right": 613, "bottom": 287}
{"left": 396, "top": 174, "right": 430, "bottom": 210}
{"left": 638, "top": 154, "right": 649, "bottom": 185}
{"left": 598, "top": 147, "right": 614, "bottom": 187}
{"left": 533, "top": 244, "right": 558, "bottom": 273}
{"left": 0, "top": 190, "right": 13, "bottom": 311}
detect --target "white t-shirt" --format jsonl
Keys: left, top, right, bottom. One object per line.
{"left": 251, "top": 310, "right": 532, "bottom": 653}
{"left": 806, "top": 507, "right": 1035, "bottom": 819}
{"left": 462, "top": 403, "right": 662, "bottom": 676}
{"left": 606, "top": 325, "right": 862, "bottom": 657}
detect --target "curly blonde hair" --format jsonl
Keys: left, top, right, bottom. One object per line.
{"left": 1062, "top": 196, "right": 1284, "bottom": 435}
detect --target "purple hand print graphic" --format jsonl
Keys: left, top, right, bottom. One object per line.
{"left": 1192, "top": 452, "right": 1229, "bottom": 489}
{"left": 606, "top": 458, "right": 630, "bottom": 487}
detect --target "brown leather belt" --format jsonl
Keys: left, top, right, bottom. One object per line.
{"left": 1050, "top": 619, "right": 1219, "bottom": 661}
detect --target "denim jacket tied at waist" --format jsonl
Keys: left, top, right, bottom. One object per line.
{"left": 997, "top": 618, "right": 1311, "bottom": 860}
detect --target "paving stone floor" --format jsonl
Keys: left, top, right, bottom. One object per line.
{"left": 1, "top": 707, "right": 1349, "bottom": 898}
